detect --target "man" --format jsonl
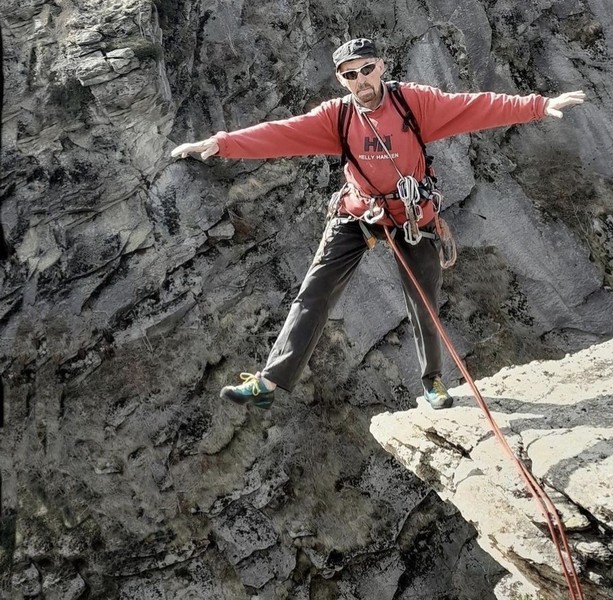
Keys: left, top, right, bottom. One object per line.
{"left": 171, "top": 38, "right": 585, "bottom": 410}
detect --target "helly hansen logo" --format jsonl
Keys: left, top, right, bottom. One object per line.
{"left": 364, "top": 136, "right": 392, "bottom": 152}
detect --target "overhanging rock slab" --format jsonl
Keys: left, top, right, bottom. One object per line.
{"left": 371, "top": 339, "right": 613, "bottom": 600}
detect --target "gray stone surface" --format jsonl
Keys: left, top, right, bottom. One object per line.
{"left": 1, "top": 0, "right": 613, "bottom": 598}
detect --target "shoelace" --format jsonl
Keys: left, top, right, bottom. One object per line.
{"left": 239, "top": 372, "right": 264, "bottom": 396}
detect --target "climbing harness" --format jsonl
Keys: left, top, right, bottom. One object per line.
{"left": 362, "top": 111, "right": 425, "bottom": 244}
{"left": 383, "top": 224, "right": 585, "bottom": 600}
{"left": 335, "top": 81, "right": 456, "bottom": 266}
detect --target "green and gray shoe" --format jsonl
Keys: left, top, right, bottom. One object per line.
{"left": 424, "top": 376, "right": 453, "bottom": 410}
{"left": 220, "top": 372, "right": 275, "bottom": 409}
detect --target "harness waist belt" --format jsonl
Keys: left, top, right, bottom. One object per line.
{"left": 338, "top": 192, "right": 437, "bottom": 228}
{"left": 371, "top": 192, "right": 402, "bottom": 201}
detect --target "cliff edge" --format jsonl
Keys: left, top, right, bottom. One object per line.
{"left": 371, "top": 339, "right": 613, "bottom": 599}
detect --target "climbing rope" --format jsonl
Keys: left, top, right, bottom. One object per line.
{"left": 383, "top": 225, "right": 585, "bottom": 600}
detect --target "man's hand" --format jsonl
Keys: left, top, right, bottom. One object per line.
{"left": 171, "top": 137, "right": 219, "bottom": 160}
{"left": 544, "top": 91, "right": 586, "bottom": 118}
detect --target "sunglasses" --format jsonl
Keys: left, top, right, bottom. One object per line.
{"left": 338, "top": 61, "right": 378, "bottom": 80}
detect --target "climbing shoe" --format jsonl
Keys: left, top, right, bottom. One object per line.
{"left": 424, "top": 376, "right": 453, "bottom": 410}
{"left": 220, "top": 372, "right": 275, "bottom": 409}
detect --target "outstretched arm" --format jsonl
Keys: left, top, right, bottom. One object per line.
{"left": 170, "top": 100, "right": 343, "bottom": 162}
{"left": 543, "top": 90, "right": 586, "bottom": 118}
{"left": 405, "top": 83, "right": 587, "bottom": 143}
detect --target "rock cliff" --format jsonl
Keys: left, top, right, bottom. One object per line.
{"left": 371, "top": 339, "right": 613, "bottom": 600}
{"left": 1, "top": 0, "right": 612, "bottom": 598}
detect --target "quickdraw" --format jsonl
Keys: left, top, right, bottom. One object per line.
{"left": 396, "top": 175, "right": 424, "bottom": 245}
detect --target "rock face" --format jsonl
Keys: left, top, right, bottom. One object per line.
{"left": 1, "top": 0, "right": 613, "bottom": 598}
{"left": 371, "top": 339, "right": 613, "bottom": 600}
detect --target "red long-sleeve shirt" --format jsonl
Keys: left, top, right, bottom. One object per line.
{"left": 214, "top": 82, "right": 546, "bottom": 197}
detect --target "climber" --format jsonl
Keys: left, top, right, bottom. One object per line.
{"left": 171, "top": 38, "right": 585, "bottom": 410}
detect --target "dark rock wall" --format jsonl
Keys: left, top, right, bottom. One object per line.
{"left": 1, "top": 0, "right": 612, "bottom": 598}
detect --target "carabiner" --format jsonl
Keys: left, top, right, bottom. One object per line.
{"left": 363, "top": 206, "right": 385, "bottom": 224}
{"left": 431, "top": 190, "right": 442, "bottom": 213}
{"left": 403, "top": 221, "right": 422, "bottom": 245}
{"left": 397, "top": 175, "right": 420, "bottom": 203}
{"left": 363, "top": 198, "right": 385, "bottom": 224}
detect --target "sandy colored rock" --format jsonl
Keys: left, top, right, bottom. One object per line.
{"left": 371, "top": 340, "right": 613, "bottom": 599}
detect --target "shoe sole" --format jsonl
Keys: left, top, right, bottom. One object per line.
{"left": 220, "top": 388, "right": 274, "bottom": 409}
{"left": 425, "top": 395, "right": 454, "bottom": 410}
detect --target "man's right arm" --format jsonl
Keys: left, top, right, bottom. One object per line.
{"left": 171, "top": 100, "right": 343, "bottom": 161}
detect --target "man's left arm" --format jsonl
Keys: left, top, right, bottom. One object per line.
{"left": 542, "top": 91, "right": 586, "bottom": 118}
{"left": 406, "top": 84, "right": 585, "bottom": 143}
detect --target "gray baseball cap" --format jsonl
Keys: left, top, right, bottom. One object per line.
{"left": 332, "top": 38, "right": 378, "bottom": 69}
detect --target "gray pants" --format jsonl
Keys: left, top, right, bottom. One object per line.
{"left": 261, "top": 217, "right": 443, "bottom": 392}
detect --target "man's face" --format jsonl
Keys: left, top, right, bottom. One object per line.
{"left": 336, "top": 57, "right": 385, "bottom": 108}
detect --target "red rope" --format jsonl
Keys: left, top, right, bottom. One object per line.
{"left": 383, "top": 226, "right": 584, "bottom": 600}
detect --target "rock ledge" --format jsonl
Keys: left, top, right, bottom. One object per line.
{"left": 371, "top": 340, "right": 613, "bottom": 600}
